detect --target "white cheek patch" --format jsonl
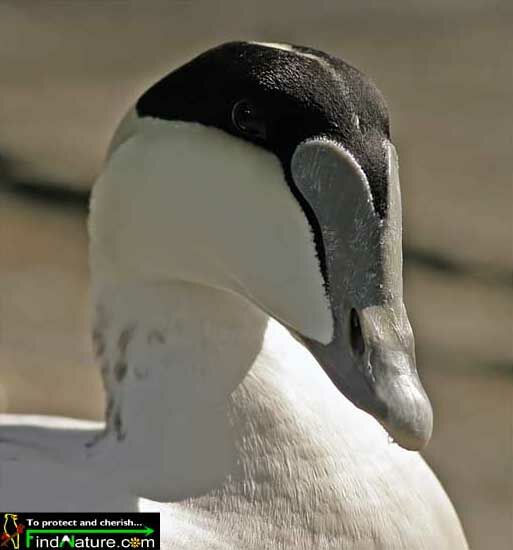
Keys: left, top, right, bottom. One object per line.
{"left": 91, "top": 120, "right": 333, "bottom": 344}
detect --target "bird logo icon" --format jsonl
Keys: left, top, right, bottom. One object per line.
{"left": 1, "top": 514, "right": 24, "bottom": 549}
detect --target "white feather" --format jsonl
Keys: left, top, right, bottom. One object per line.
{"left": 0, "top": 116, "right": 467, "bottom": 548}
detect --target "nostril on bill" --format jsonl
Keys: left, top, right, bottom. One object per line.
{"left": 350, "top": 308, "right": 365, "bottom": 356}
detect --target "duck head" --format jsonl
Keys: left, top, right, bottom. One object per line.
{"left": 91, "top": 41, "right": 432, "bottom": 451}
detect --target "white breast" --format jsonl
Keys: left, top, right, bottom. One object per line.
{"left": 0, "top": 316, "right": 467, "bottom": 549}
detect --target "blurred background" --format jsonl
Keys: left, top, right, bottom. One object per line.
{"left": 0, "top": 1, "right": 511, "bottom": 548}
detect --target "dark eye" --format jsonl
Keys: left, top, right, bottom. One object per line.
{"left": 231, "top": 99, "right": 266, "bottom": 140}
{"left": 349, "top": 308, "right": 365, "bottom": 356}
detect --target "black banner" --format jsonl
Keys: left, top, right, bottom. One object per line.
{"left": 0, "top": 513, "right": 160, "bottom": 550}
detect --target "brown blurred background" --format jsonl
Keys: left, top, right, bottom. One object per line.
{"left": 0, "top": 2, "right": 511, "bottom": 548}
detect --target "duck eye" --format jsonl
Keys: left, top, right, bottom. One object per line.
{"left": 349, "top": 309, "right": 365, "bottom": 356}
{"left": 231, "top": 99, "right": 266, "bottom": 140}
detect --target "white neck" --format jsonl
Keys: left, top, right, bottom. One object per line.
{"left": 5, "top": 277, "right": 438, "bottom": 543}
{"left": 90, "top": 280, "right": 271, "bottom": 500}
{"left": 89, "top": 278, "right": 394, "bottom": 529}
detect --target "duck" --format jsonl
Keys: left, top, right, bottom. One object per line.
{"left": 0, "top": 41, "right": 468, "bottom": 549}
